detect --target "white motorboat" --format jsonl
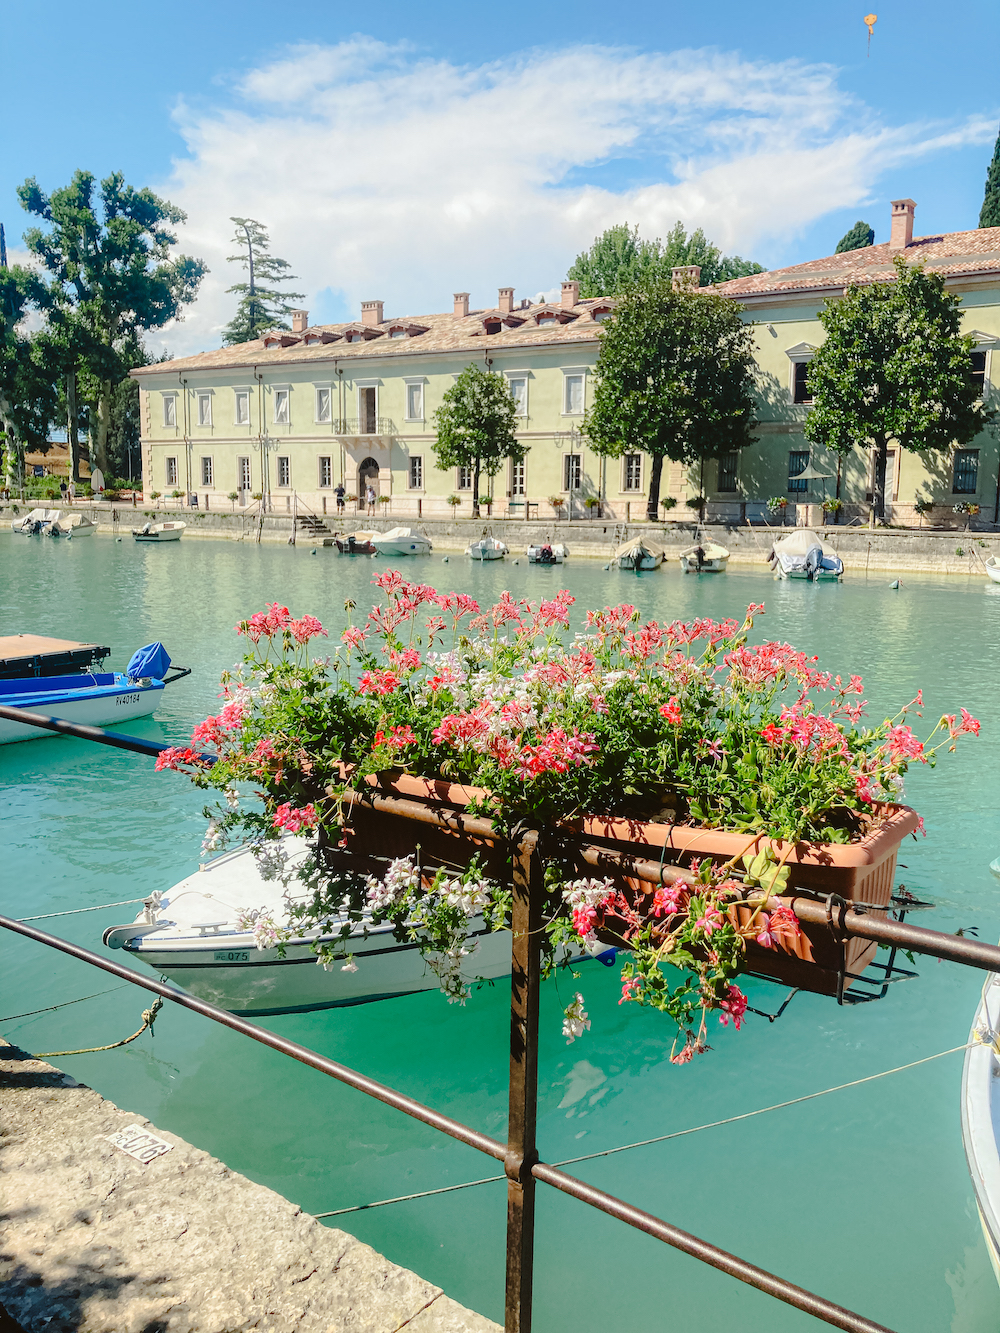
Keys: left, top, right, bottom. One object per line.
{"left": 466, "top": 532, "right": 508, "bottom": 561}
{"left": 103, "top": 840, "right": 513, "bottom": 1015}
{"left": 526, "top": 541, "right": 568, "bottom": 565}
{"left": 962, "top": 957, "right": 1000, "bottom": 1286}
{"left": 610, "top": 536, "right": 665, "bottom": 571}
{"left": 48, "top": 512, "right": 97, "bottom": 538}
{"left": 133, "top": 520, "right": 186, "bottom": 542}
{"left": 984, "top": 555, "right": 1000, "bottom": 585}
{"left": 679, "top": 540, "right": 730, "bottom": 573}
{"left": 375, "top": 526, "right": 433, "bottom": 557}
{"left": 11, "top": 508, "right": 60, "bottom": 535}
{"left": 768, "top": 529, "right": 844, "bottom": 581}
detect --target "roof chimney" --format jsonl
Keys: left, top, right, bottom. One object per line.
{"left": 561, "top": 280, "right": 579, "bottom": 309}
{"left": 453, "top": 292, "right": 470, "bottom": 319}
{"left": 672, "top": 266, "right": 701, "bottom": 291}
{"left": 890, "top": 199, "right": 916, "bottom": 251}
{"left": 498, "top": 287, "right": 514, "bottom": 314}
{"left": 290, "top": 310, "right": 308, "bottom": 334}
{"left": 361, "top": 300, "right": 384, "bottom": 327}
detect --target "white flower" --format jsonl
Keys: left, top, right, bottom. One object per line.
{"left": 341, "top": 958, "right": 358, "bottom": 973}
{"left": 562, "top": 878, "right": 615, "bottom": 909}
{"left": 201, "top": 820, "right": 228, "bottom": 855}
{"left": 252, "top": 840, "right": 289, "bottom": 882}
{"left": 562, "top": 992, "right": 591, "bottom": 1044}
{"left": 225, "top": 787, "right": 241, "bottom": 811}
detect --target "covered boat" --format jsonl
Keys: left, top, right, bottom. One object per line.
{"left": 374, "top": 527, "right": 433, "bottom": 557}
{"left": 11, "top": 508, "right": 60, "bottom": 535}
{"left": 133, "top": 520, "right": 186, "bottom": 542}
{"left": 610, "top": 536, "right": 665, "bottom": 571}
{"left": 679, "top": 540, "right": 730, "bottom": 573}
{"left": 768, "top": 529, "right": 844, "bottom": 581}
{"left": 526, "top": 541, "right": 568, "bottom": 565}
{"left": 466, "top": 532, "right": 508, "bottom": 561}
{"left": 48, "top": 512, "right": 97, "bottom": 538}
{"left": 335, "top": 530, "right": 378, "bottom": 555}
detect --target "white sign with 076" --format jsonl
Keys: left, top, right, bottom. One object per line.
{"left": 105, "top": 1124, "right": 174, "bottom": 1164}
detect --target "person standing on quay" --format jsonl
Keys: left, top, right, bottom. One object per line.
{"left": 335, "top": 481, "right": 345, "bottom": 514}
{"left": 366, "top": 483, "right": 376, "bottom": 516}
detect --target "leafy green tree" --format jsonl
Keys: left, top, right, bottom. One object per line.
{"left": 585, "top": 282, "right": 757, "bottom": 519}
{"left": 835, "top": 220, "right": 875, "bottom": 253}
{"left": 432, "top": 365, "right": 525, "bottom": 519}
{"left": 0, "top": 263, "right": 66, "bottom": 490}
{"left": 805, "top": 256, "right": 994, "bottom": 520}
{"left": 223, "top": 218, "right": 304, "bottom": 345}
{"left": 980, "top": 126, "right": 1000, "bottom": 228}
{"left": 567, "top": 222, "right": 764, "bottom": 296}
{"left": 17, "top": 170, "right": 206, "bottom": 476}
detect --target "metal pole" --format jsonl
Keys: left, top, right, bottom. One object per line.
{"left": 0, "top": 705, "right": 217, "bottom": 764}
{"left": 505, "top": 831, "right": 541, "bottom": 1333}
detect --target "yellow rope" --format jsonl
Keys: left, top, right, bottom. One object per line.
{"left": 32, "top": 998, "right": 163, "bottom": 1058}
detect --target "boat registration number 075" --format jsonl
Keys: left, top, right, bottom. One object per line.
{"left": 116, "top": 693, "right": 141, "bottom": 706}
{"left": 214, "top": 950, "right": 249, "bottom": 962}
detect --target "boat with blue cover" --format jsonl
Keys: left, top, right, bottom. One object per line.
{"left": 0, "top": 638, "right": 188, "bottom": 744}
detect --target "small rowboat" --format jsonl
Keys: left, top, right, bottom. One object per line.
{"left": 335, "top": 531, "right": 378, "bottom": 555}
{"left": 526, "top": 542, "right": 568, "bottom": 565}
{"left": 133, "top": 520, "right": 186, "bottom": 542}
{"left": 467, "top": 532, "right": 508, "bottom": 561}
{"left": 984, "top": 555, "right": 1000, "bottom": 585}
{"left": 610, "top": 536, "right": 665, "bottom": 571}
{"left": 679, "top": 540, "right": 729, "bottom": 573}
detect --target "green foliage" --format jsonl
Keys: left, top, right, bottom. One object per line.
{"left": 834, "top": 220, "right": 875, "bottom": 253}
{"left": 585, "top": 282, "right": 757, "bottom": 519}
{"left": 567, "top": 221, "right": 764, "bottom": 297}
{"left": 431, "top": 364, "right": 524, "bottom": 518}
{"left": 222, "top": 218, "right": 304, "bottom": 345}
{"left": 804, "top": 256, "right": 994, "bottom": 518}
{"left": 0, "top": 263, "right": 67, "bottom": 487}
{"left": 660, "top": 495, "right": 677, "bottom": 512}
{"left": 980, "top": 126, "right": 1000, "bottom": 229}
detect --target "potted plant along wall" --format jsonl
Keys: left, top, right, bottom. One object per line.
{"left": 159, "top": 579, "right": 978, "bottom": 1063}
{"left": 660, "top": 496, "right": 678, "bottom": 521}
{"left": 821, "top": 498, "right": 843, "bottom": 525}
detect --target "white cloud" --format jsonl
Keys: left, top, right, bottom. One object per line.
{"left": 154, "top": 38, "right": 994, "bottom": 356}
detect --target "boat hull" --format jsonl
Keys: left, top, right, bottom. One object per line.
{"left": 376, "top": 540, "right": 432, "bottom": 556}
{"left": 680, "top": 556, "right": 728, "bottom": 573}
{"left": 134, "top": 531, "right": 183, "bottom": 542}
{"left": 0, "top": 675, "right": 164, "bottom": 744}
{"left": 962, "top": 975, "right": 1000, "bottom": 1289}
{"left": 985, "top": 558, "right": 1000, "bottom": 585}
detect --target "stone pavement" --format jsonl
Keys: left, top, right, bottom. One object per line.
{"left": 0, "top": 1040, "right": 500, "bottom": 1333}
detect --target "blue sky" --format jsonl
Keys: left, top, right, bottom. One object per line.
{"left": 4, "top": 0, "right": 998, "bottom": 354}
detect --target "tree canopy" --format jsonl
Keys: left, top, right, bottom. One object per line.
{"left": 585, "top": 282, "right": 758, "bottom": 519}
{"left": 17, "top": 169, "right": 206, "bottom": 475}
{"left": 431, "top": 364, "right": 525, "bottom": 518}
{"left": 804, "top": 256, "right": 993, "bottom": 519}
{"left": 223, "top": 218, "right": 304, "bottom": 344}
{"left": 835, "top": 220, "right": 875, "bottom": 253}
{"left": 567, "top": 222, "right": 764, "bottom": 297}
{"left": 980, "top": 126, "right": 1000, "bottom": 229}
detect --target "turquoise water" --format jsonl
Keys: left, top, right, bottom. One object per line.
{"left": 3, "top": 532, "right": 1000, "bottom": 1332}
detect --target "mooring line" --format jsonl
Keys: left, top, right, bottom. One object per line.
{"left": 19, "top": 897, "right": 147, "bottom": 922}
{"left": 0, "top": 985, "right": 129, "bottom": 1023}
{"left": 313, "top": 1040, "right": 977, "bottom": 1219}
{"left": 31, "top": 998, "right": 164, "bottom": 1058}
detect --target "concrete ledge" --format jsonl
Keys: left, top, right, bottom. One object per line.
{"left": 0, "top": 1040, "right": 499, "bottom": 1333}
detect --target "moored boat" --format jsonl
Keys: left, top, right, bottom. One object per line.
{"left": 984, "top": 555, "right": 1000, "bottom": 585}
{"left": 133, "top": 520, "right": 186, "bottom": 542}
{"left": 11, "top": 508, "right": 60, "bottom": 535}
{"left": 48, "top": 512, "right": 97, "bottom": 538}
{"left": 768, "top": 529, "right": 844, "bottom": 581}
{"left": 526, "top": 541, "right": 568, "bottom": 565}
{"left": 375, "top": 526, "right": 433, "bottom": 557}
{"left": 962, "top": 959, "right": 1000, "bottom": 1286}
{"left": 679, "top": 540, "right": 730, "bottom": 573}
{"left": 466, "top": 532, "right": 508, "bottom": 561}
{"left": 610, "top": 536, "right": 665, "bottom": 571}
{"left": 335, "top": 530, "right": 378, "bottom": 555}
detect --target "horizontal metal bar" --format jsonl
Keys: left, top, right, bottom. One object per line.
{"left": 575, "top": 841, "right": 697, "bottom": 887}
{"left": 531, "top": 1162, "right": 895, "bottom": 1333}
{"left": 346, "top": 788, "right": 498, "bottom": 842}
{"left": 0, "top": 704, "right": 217, "bottom": 764}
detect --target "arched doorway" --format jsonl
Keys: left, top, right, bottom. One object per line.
{"left": 358, "top": 456, "right": 379, "bottom": 514}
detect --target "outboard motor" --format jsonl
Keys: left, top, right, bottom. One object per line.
{"left": 539, "top": 544, "right": 555, "bottom": 565}
{"left": 804, "top": 544, "right": 824, "bottom": 582}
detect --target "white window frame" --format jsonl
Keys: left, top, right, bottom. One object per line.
{"left": 238, "top": 457, "right": 251, "bottom": 492}
{"left": 276, "top": 456, "right": 290, "bottom": 488}
{"left": 314, "top": 384, "right": 332, "bottom": 424}
{"left": 561, "top": 368, "right": 587, "bottom": 416}
{"left": 785, "top": 343, "right": 818, "bottom": 405}
{"left": 510, "top": 458, "right": 526, "bottom": 496}
{"left": 200, "top": 456, "right": 213, "bottom": 487}
{"left": 504, "top": 370, "right": 530, "bottom": 417}
{"left": 233, "top": 387, "right": 251, "bottom": 426}
{"left": 272, "top": 385, "right": 291, "bottom": 425}
{"left": 563, "top": 453, "right": 582, "bottom": 492}
{"left": 457, "top": 465, "right": 473, "bottom": 491}
{"left": 162, "top": 393, "right": 177, "bottom": 428}
{"left": 408, "top": 455, "right": 423, "bottom": 490}
{"left": 403, "top": 378, "right": 425, "bottom": 423}
{"left": 196, "top": 391, "right": 213, "bottom": 428}
{"left": 623, "top": 453, "right": 643, "bottom": 492}
{"left": 318, "top": 456, "right": 333, "bottom": 488}
{"left": 165, "top": 456, "right": 178, "bottom": 487}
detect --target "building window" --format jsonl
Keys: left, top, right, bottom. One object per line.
{"left": 234, "top": 390, "right": 250, "bottom": 426}
{"left": 718, "top": 451, "right": 739, "bottom": 493}
{"left": 390, "top": 329, "right": 407, "bottom": 339}
{"left": 315, "top": 387, "right": 331, "bottom": 423}
{"left": 197, "top": 392, "right": 212, "bottom": 427}
{"left": 538, "top": 315, "right": 558, "bottom": 327}
{"left": 277, "top": 456, "right": 290, "bottom": 488}
{"left": 457, "top": 465, "right": 473, "bottom": 491}
{"left": 318, "top": 456, "right": 332, "bottom": 488}
{"left": 563, "top": 453, "right": 582, "bottom": 491}
{"left": 238, "top": 457, "right": 251, "bottom": 491}
{"left": 165, "top": 456, "right": 178, "bottom": 487}
{"left": 273, "top": 389, "right": 289, "bottom": 424}
{"left": 162, "top": 394, "right": 177, "bottom": 428}
{"left": 792, "top": 361, "right": 812, "bottom": 405}
{"left": 359, "top": 386, "right": 377, "bottom": 433}
{"left": 405, "top": 382, "right": 423, "bottom": 421}
{"left": 623, "top": 454, "right": 642, "bottom": 491}
{"left": 508, "top": 376, "right": 528, "bottom": 416}
{"left": 511, "top": 459, "right": 526, "bottom": 496}
{"left": 593, "top": 307, "right": 612, "bottom": 322}
{"left": 408, "top": 455, "right": 423, "bottom": 489}
{"left": 200, "top": 456, "right": 213, "bottom": 486}
{"left": 787, "top": 451, "right": 809, "bottom": 493}
{"left": 953, "top": 449, "right": 979, "bottom": 494}
{"left": 563, "top": 374, "right": 585, "bottom": 414}
{"left": 971, "top": 351, "right": 988, "bottom": 398}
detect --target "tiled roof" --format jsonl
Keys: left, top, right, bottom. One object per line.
{"left": 132, "top": 298, "right": 616, "bottom": 377}
{"left": 713, "top": 226, "right": 1000, "bottom": 300}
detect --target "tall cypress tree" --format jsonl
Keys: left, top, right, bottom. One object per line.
{"left": 980, "top": 126, "right": 1000, "bottom": 228}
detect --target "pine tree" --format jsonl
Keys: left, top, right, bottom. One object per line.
{"left": 980, "top": 126, "right": 1000, "bottom": 228}
{"left": 223, "top": 218, "right": 304, "bottom": 345}
{"left": 834, "top": 220, "right": 875, "bottom": 253}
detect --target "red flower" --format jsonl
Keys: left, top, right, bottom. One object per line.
{"left": 659, "top": 697, "right": 683, "bottom": 725}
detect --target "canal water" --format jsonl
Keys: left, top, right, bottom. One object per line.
{"left": 2, "top": 531, "right": 999, "bottom": 1332}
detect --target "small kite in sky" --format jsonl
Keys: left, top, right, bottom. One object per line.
{"left": 864, "top": 13, "right": 877, "bottom": 57}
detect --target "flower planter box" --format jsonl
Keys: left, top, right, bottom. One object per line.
{"left": 344, "top": 772, "right": 919, "bottom": 998}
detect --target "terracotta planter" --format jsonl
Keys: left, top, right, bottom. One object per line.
{"left": 343, "top": 771, "right": 919, "bottom": 997}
